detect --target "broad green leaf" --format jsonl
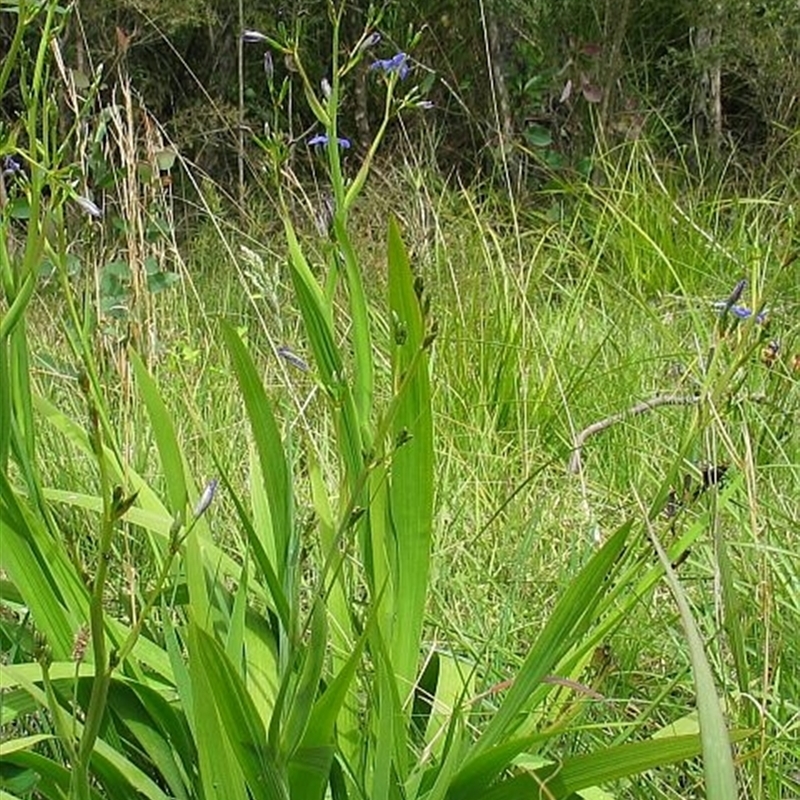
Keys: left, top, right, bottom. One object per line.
{"left": 42, "top": 486, "right": 264, "bottom": 613}
{"left": 1, "top": 751, "right": 97, "bottom": 800}
{"left": 162, "top": 611, "right": 195, "bottom": 732}
{"left": 0, "top": 472, "right": 83, "bottom": 659}
{"left": 0, "top": 338, "right": 10, "bottom": 468}
{"left": 92, "top": 733, "right": 174, "bottom": 800}
{"left": 282, "top": 601, "right": 327, "bottom": 760}
{"left": 108, "top": 683, "right": 192, "bottom": 800}
{"left": 250, "top": 445, "right": 277, "bottom": 571}
{"left": 128, "top": 680, "right": 197, "bottom": 773}
{"left": 190, "top": 622, "right": 289, "bottom": 800}
{"left": 283, "top": 218, "right": 341, "bottom": 387}
{"left": 445, "top": 734, "right": 548, "bottom": 798}
{"left": 1, "top": 789, "right": 30, "bottom": 800}
{"left": 0, "top": 662, "right": 94, "bottom": 690}
{"left": 189, "top": 622, "right": 249, "bottom": 800}
{"left": 216, "top": 467, "right": 290, "bottom": 631}
{"left": 474, "top": 732, "right": 747, "bottom": 799}
{"left": 0, "top": 734, "right": 54, "bottom": 756}
{"left": 283, "top": 220, "right": 364, "bottom": 484}
{"left": 308, "top": 449, "right": 349, "bottom": 655}
{"left": 226, "top": 554, "right": 250, "bottom": 673}
{"left": 244, "top": 607, "right": 280, "bottom": 729}
{"left": 410, "top": 712, "right": 465, "bottom": 800}
{"left": 288, "top": 608, "right": 372, "bottom": 800}
{"left": 370, "top": 623, "right": 410, "bottom": 794}
{"left": 3, "top": 669, "right": 173, "bottom": 800}
{"left": 307, "top": 448, "right": 360, "bottom": 768}
{"left": 220, "top": 322, "right": 292, "bottom": 595}
{"left": 129, "top": 349, "right": 187, "bottom": 518}
{"left": 386, "top": 216, "right": 434, "bottom": 695}
{"left": 421, "top": 651, "right": 476, "bottom": 759}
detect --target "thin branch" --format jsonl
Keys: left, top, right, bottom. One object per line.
{"left": 569, "top": 394, "right": 700, "bottom": 474}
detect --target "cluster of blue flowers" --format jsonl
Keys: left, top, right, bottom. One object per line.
{"left": 241, "top": 28, "right": 422, "bottom": 150}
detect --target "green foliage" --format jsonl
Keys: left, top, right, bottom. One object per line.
{"left": 3, "top": 5, "right": 799, "bottom": 800}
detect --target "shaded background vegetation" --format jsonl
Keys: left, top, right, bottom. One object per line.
{"left": 3, "top": 0, "right": 798, "bottom": 194}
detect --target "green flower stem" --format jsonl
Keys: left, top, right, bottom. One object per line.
{"left": 48, "top": 221, "right": 120, "bottom": 465}
{"left": 0, "top": 219, "right": 13, "bottom": 296}
{"left": 0, "top": 0, "right": 29, "bottom": 98}
{"left": 115, "top": 518, "right": 197, "bottom": 665}
{"left": 326, "top": 6, "right": 346, "bottom": 210}
{"left": 39, "top": 656, "right": 78, "bottom": 764}
{"left": 71, "top": 406, "right": 115, "bottom": 799}
{"left": 344, "top": 79, "right": 396, "bottom": 211}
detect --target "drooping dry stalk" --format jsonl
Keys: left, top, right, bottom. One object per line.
{"left": 569, "top": 394, "right": 701, "bottom": 475}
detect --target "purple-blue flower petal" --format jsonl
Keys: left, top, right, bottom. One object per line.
{"left": 713, "top": 301, "right": 768, "bottom": 324}
{"left": 308, "top": 134, "right": 351, "bottom": 148}
{"left": 370, "top": 51, "right": 410, "bottom": 79}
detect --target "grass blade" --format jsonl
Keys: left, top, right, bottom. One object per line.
{"left": 475, "top": 733, "right": 746, "bottom": 799}
{"left": 463, "top": 522, "right": 631, "bottom": 765}
{"left": 647, "top": 523, "right": 739, "bottom": 798}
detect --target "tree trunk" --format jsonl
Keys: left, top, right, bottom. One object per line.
{"left": 692, "top": 8, "right": 723, "bottom": 151}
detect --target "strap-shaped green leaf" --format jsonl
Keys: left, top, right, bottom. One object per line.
{"left": 190, "top": 622, "right": 289, "bottom": 800}
{"left": 333, "top": 214, "right": 373, "bottom": 427}
{"left": 386, "top": 217, "right": 434, "bottom": 693}
{"left": 649, "top": 526, "right": 740, "bottom": 798}
{"left": 0, "top": 472, "right": 83, "bottom": 659}
{"left": 281, "top": 600, "right": 327, "bottom": 760}
{"left": 220, "top": 321, "right": 293, "bottom": 593}
{"left": 129, "top": 350, "right": 187, "bottom": 519}
{"left": 283, "top": 218, "right": 341, "bottom": 388}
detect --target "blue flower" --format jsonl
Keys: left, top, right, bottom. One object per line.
{"left": 713, "top": 280, "right": 767, "bottom": 324}
{"left": 308, "top": 133, "right": 352, "bottom": 149}
{"left": 2, "top": 155, "right": 22, "bottom": 177}
{"left": 370, "top": 52, "right": 410, "bottom": 80}
{"left": 729, "top": 305, "right": 767, "bottom": 324}
{"left": 712, "top": 301, "right": 767, "bottom": 324}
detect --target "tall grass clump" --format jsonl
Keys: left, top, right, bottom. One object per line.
{"left": 0, "top": 4, "right": 770, "bottom": 799}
